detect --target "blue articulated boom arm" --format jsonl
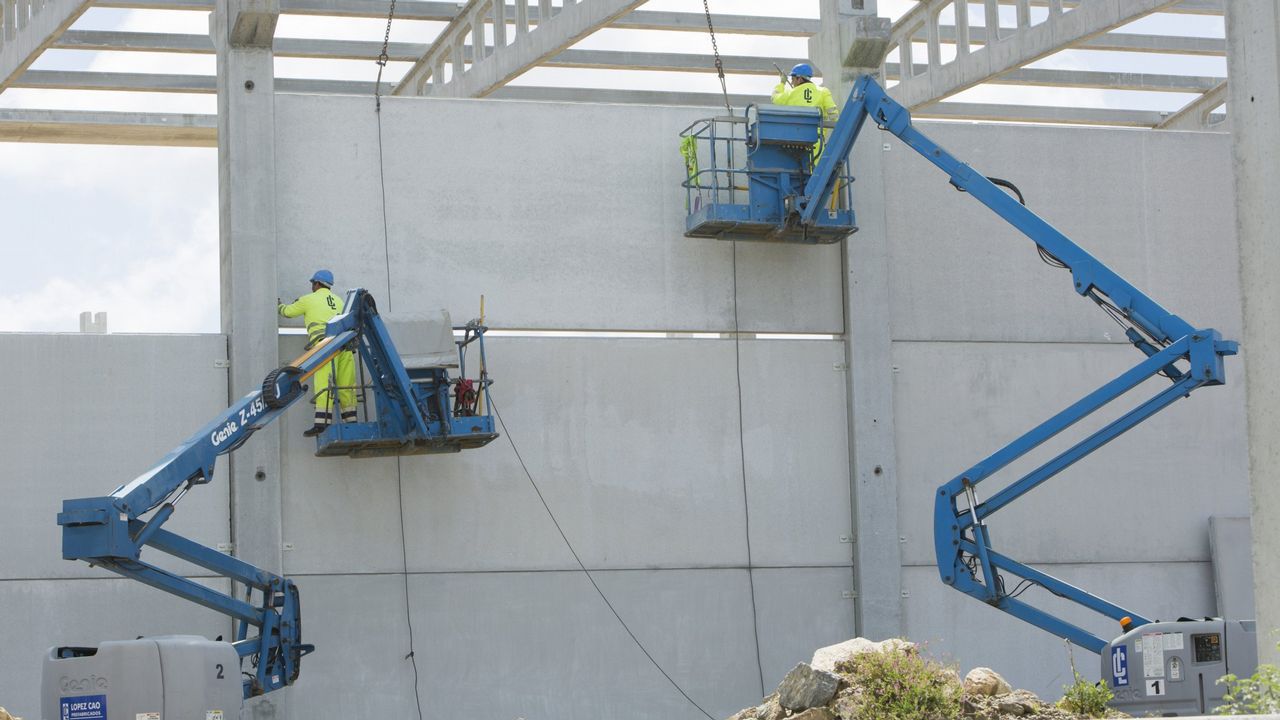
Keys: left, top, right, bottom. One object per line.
{"left": 808, "top": 76, "right": 1238, "bottom": 653}
{"left": 56, "top": 288, "right": 464, "bottom": 697}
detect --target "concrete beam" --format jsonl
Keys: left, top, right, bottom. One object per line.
{"left": 91, "top": 0, "right": 817, "bottom": 35}
{"left": 0, "top": 0, "right": 90, "bottom": 93}
{"left": 1225, "top": 0, "right": 1280, "bottom": 667}
{"left": 0, "top": 107, "right": 215, "bottom": 145}
{"left": 887, "top": 62, "right": 1223, "bottom": 93}
{"left": 931, "top": 25, "right": 1226, "bottom": 56}
{"left": 1156, "top": 80, "right": 1229, "bottom": 130}
{"left": 12, "top": 68, "right": 392, "bottom": 93}
{"left": 889, "top": 0, "right": 1183, "bottom": 109}
{"left": 920, "top": 100, "right": 1219, "bottom": 126}
{"left": 395, "top": 0, "right": 646, "bottom": 97}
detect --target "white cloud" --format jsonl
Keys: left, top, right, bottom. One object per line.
{"left": 0, "top": 205, "right": 219, "bottom": 333}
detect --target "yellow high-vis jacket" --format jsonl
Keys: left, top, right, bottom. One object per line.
{"left": 279, "top": 287, "right": 344, "bottom": 348}
{"left": 771, "top": 81, "right": 838, "bottom": 121}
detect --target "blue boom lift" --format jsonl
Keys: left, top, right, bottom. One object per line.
{"left": 46, "top": 288, "right": 495, "bottom": 716}
{"left": 683, "top": 75, "right": 1253, "bottom": 715}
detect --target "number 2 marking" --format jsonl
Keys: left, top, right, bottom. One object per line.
{"left": 216, "top": 663, "right": 225, "bottom": 679}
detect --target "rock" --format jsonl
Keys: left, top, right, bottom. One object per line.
{"left": 778, "top": 663, "right": 841, "bottom": 711}
{"left": 963, "top": 667, "right": 1012, "bottom": 697}
{"left": 791, "top": 708, "right": 836, "bottom": 720}
{"left": 996, "top": 699, "right": 1027, "bottom": 716}
{"left": 996, "top": 689, "right": 1039, "bottom": 716}
{"left": 811, "top": 637, "right": 917, "bottom": 673}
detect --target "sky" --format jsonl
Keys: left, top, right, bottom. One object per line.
{"left": 0, "top": 0, "right": 1228, "bottom": 333}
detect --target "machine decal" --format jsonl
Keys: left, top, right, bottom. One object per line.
{"left": 1111, "top": 645, "right": 1129, "bottom": 687}
{"left": 59, "top": 694, "right": 106, "bottom": 720}
{"left": 1146, "top": 678, "right": 1166, "bottom": 696}
{"left": 136, "top": 714, "right": 160, "bottom": 720}
{"left": 1142, "top": 633, "right": 1165, "bottom": 678}
{"left": 1164, "top": 633, "right": 1184, "bottom": 651}
{"left": 207, "top": 711, "right": 224, "bottom": 720}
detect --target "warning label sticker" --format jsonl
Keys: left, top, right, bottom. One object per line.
{"left": 1164, "top": 633, "right": 1184, "bottom": 651}
{"left": 60, "top": 694, "right": 106, "bottom": 720}
{"left": 207, "top": 711, "right": 225, "bottom": 720}
{"left": 1142, "top": 633, "right": 1166, "bottom": 678}
{"left": 136, "top": 713, "right": 161, "bottom": 720}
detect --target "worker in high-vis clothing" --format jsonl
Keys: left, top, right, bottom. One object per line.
{"left": 772, "top": 63, "right": 839, "bottom": 166}
{"left": 278, "top": 270, "right": 358, "bottom": 437}
{"left": 772, "top": 63, "right": 838, "bottom": 120}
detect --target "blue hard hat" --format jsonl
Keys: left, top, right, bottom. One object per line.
{"left": 310, "top": 269, "right": 334, "bottom": 288}
{"left": 790, "top": 63, "right": 814, "bottom": 79}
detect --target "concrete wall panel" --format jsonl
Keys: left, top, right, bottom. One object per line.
{"left": 753, "top": 567, "right": 858, "bottom": 689}
{"left": 902, "top": 562, "right": 1216, "bottom": 700}
{"left": 283, "top": 569, "right": 762, "bottom": 720}
{"left": 273, "top": 93, "right": 844, "bottom": 334}
{"left": 0, "top": 578, "right": 232, "bottom": 719}
{"left": 883, "top": 123, "right": 1239, "bottom": 343}
{"left": 893, "top": 341, "right": 1249, "bottom": 566}
{"left": 279, "top": 337, "right": 851, "bottom": 574}
{"left": 0, "top": 334, "right": 231, "bottom": 581}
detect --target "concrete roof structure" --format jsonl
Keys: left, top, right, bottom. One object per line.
{"left": 0, "top": 0, "right": 1230, "bottom": 146}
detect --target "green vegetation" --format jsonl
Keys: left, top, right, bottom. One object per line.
{"left": 836, "top": 645, "right": 962, "bottom": 720}
{"left": 1217, "top": 646, "right": 1280, "bottom": 716}
{"left": 1057, "top": 671, "right": 1114, "bottom": 717}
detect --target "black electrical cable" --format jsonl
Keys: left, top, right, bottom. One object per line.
{"left": 490, "top": 397, "right": 716, "bottom": 720}
{"left": 371, "top": 17, "right": 423, "bottom": 711}
{"left": 730, "top": 239, "right": 768, "bottom": 698}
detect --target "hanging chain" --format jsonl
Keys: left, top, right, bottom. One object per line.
{"left": 374, "top": 0, "right": 398, "bottom": 111}
{"left": 701, "top": 0, "right": 732, "bottom": 115}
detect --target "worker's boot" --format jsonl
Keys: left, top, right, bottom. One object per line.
{"left": 303, "top": 423, "right": 327, "bottom": 437}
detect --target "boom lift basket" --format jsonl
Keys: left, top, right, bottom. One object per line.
{"left": 313, "top": 317, "right": 497, "bottom": 458}
{"left": 681, "top": 105, "right": 856, "bottom": 244}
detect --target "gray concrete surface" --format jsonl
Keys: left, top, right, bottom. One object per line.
{"left": 1226, "top": 0, "right": 1280, "bottom": 667}
{"left": 272, "top": 93, "right": 845, "bottom": 334}
{"left": 0, "top": 333, "right": 232, "bottom": 717}
{"left": 4, "top": 90, "right": 1249, "bottom": 719}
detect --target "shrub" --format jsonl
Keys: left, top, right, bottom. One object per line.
{"left": 1217, "top": 658, "right": 1280, "bottom": 715}
{"left": 836, "top": 646, "right": 961, "bottom": 720}
{"left": 1057, "top": 671, "right": 1114, "bottom": 717}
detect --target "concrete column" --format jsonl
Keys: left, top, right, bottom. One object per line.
{"left": 1225, "top": 0, "right": 1280, "bottom": 665}
{"left": 811, "top": 1, "right": 903, "bottom": 641}
{"left": 211, "top": 1, "right": 284, "bottom": 712}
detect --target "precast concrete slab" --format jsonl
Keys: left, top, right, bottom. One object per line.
{"left": 0, "top": 333, "right": 231, "bottom": 581}
{"left": 272, "top": 93, "right": 844, "bottom": 334}
{"left": 282, "top": 569, "right": 764, "bottom": 720}
{"left": 892, "top": 341, "right": 1249, "bottom": 567}
{"left": 901, "top": 561, "right": 1217, "bottom": 701}
{"left": 751, "top": 567, "right": 858, "bottom": 689}
{"left": 277, "top": 337, "right": 852, "bottom": 574}
{"left": 0, "top": 577, "right": 233, "bottom": 719}
{"left": 883, "top": 122, "right": 1239, "bottom": 344}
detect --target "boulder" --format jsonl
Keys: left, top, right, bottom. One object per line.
{"left": 811, "top": 637, "right": 917, "bottom": 673}
{"left": 778, "top": 663, "right": 841, "bottom": 711}
{"left": 963, "top": 667, "right": 1012, "bottom": 697}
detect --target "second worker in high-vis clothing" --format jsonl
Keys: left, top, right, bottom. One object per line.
{"left": 278, "top": 269, "right": 358, "bottom": 437}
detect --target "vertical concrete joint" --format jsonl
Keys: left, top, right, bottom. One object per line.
{"left": 212, "top": 0, "right": 284, "bottom": 612}
{"left": 1225, "top": 0, "right": 1280, "bottom": 666}
{"left": 812, "top": 1, "right": 903, "bottom": 641}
